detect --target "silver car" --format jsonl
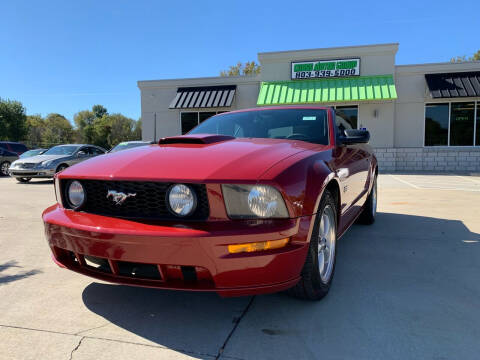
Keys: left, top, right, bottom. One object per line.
{"left": 9, "top": 144, "right": 106, "bottom": 182}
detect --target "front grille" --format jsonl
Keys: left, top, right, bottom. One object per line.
{"left": 20, "top": 163, "right": 35, "bottom": 169}
{"left": 62, "top": 180, "right": 209, "bottom": 220}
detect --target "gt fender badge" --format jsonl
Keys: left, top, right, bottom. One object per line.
{"left": 107, "top": 190, "right": 136, "bottom": 205}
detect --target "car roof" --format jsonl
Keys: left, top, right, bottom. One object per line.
{"left": 215, "top": 105, "right": 332, "bottom": 116}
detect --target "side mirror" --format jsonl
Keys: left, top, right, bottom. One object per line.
{"left": 339, "top": 129, "right": 370, "bottom": 145}
{"left": 77, "top": 150, "right": 87, "bottom": 157}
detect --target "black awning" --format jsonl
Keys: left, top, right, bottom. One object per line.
{"left": 425, "top": 72, "right": 480, "bottom": 98}
{"left": 169, "top": 85, "right": 236, "bottom": 109}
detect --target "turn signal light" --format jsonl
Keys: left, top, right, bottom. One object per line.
{"left": 228, "top": 238, "right": 290, "bottom": 254}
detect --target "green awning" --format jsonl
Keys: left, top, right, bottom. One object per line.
{"left": 257, "top": 75, "right": 397, "bottom": 106}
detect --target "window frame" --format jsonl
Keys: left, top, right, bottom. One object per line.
{"left": 424, "top": 100, "right": 479, "bottom": 147}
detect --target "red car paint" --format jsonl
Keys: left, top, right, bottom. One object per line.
{"left": 42, "top": 106, "right": 377, "bottom": 297}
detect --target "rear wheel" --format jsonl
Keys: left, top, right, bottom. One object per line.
{"left": 288, "top": 190, "right": 337, "bottom": 301}
{"left": 358, "top": 174, "right": 377, "bottom": 225}
{"left": 0, "top": 161, "right": 11, "bottom": 176}
{"left": 16, "top": 177, "right": 32, "bottom": 183}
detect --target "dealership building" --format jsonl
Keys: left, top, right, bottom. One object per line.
{"left": 138, "top": 43, "right": 480, "bottom": 172}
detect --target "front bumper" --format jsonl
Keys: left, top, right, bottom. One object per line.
{"left": 42, "top": 204, "right": 313, "bottom": 297}
{"left": 9, "top": 168, "right": 55, "bottom": 178}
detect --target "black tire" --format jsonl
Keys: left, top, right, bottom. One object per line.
{"left": 358, "top": 174, "right": 377, "bottom": 225}
{"left": 16, "top": 177, "right": 32, "bottom": 183}
{"left": 288, "top": 190, "right": 337, "bottom": 301}
{"left": 56, "top": 164, "right": 68, "bottom": 173}
{"left": 0, "top": 161, "right": 11, "bottom": 176}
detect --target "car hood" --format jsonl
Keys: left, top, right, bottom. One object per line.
{"left": 60, "top": 137, "right": 326, "bottom": 182}
{"left": 14, "top": 154, "right": 68, "bottom": 164}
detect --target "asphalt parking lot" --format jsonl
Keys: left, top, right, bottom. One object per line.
{"left": 1, "top": 174, "right": 479, "bottom": 360}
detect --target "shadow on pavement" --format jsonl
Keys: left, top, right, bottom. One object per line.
{"left": 81, "top": 212, "right": 480, "bottom": 359}
{"left": 0, "top": 260, "right": 41, "bottom": 285}
{"left": 15, "top": 179, "right": 54, "bottom": 185}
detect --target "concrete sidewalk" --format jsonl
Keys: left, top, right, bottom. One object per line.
{"left": 1, "top": 175, "right": 479, "bottom": 359}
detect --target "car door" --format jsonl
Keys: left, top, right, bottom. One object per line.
{"left": 71, "top": 146, "right": 90, "bottom": 165}
{"left": 331, "top": 112, "right": 370, "bottom": 215}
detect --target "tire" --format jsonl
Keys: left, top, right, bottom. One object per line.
{"left": 0, "top": 161, "right": 11, "bottom": 176}
{"left": 288, "top": 190, "right": 337, "bottom": 301}
{"left": 358, "top": 174, "right": 377, "bottom": 225}
{"left": 16, "top": 177, "right": 32, "bottom": 183}
{"left": 56, "top": 164, "right": 68, "bottom": 173}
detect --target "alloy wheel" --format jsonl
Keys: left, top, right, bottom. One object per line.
{"left": 317, "top": 204, "right": 336, "bottom": 283}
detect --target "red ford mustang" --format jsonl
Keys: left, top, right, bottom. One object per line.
{"left": 43, "top": 106, "right": 377, "bottom": 300}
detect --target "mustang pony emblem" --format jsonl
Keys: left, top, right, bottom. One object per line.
{"left": 106, "top": 190, "right": 136, "bottom": 205}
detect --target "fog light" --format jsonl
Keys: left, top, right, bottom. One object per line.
{"left": 228, "top": 238, "right": 289, "bottom": 254}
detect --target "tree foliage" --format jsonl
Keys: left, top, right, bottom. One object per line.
{"left": 450, "top": 50, "right": 480, "bottom": 63}
{"left": 220, "top": 61, "right": 261, "bottom": 76}
{"left": 0, "top": 98, "right": 27, "bottom": 141}
{"left": 3, "top": 99, "right": 141, "bottom": 149}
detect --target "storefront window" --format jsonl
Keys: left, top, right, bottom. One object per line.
{"left": 181, "top": 111, "right": 227, "bottom": 134}
{"left": 181, "top": 113, "right": 199, "bottom": 134}
{"left": 450, "top": 102, "right": 475, "bottom": 146}
{"left": 199, "top": 112, "right": 216, "bottom": 123}
{"left": 425, "top": 104, "right": 449, "bottom": 146}
{"left": 476, "top": 102, "right": 480, "bottom": 146}
{"left": 335, "top": 106, "right": 358, "bottom": 136}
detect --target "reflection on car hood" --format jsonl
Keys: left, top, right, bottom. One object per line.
{"left": 59, "top": 138, "right": 328, "bottom": 182}
{"left": 14, "top": 154, "right": 69, "bottom": 164}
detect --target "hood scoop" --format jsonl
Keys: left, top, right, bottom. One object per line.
{"left": 159, "top": 134, "right": 235, "bottom": 145}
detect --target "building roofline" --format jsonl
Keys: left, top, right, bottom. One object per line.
{"left": 138, "top": 75, "right": 260, "bottom": 88}
{"left": 258, "top": 43, "right": 399, "bottom": 57}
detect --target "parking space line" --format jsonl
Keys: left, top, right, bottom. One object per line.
{"left": 389, "top": 175, "right": 420, "bottom": 189}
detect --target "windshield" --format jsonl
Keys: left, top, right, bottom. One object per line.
{"left": 20, "top": 149, "right": 43, "bottom": 158}
{"left": 110, "top": 142, "right": 148, "bottom": 153}
{"left": 190, "top": 109, "right": 329, "bottom": 145}
{"left": 44, "top": 145, "right": 79, "bottom": 156}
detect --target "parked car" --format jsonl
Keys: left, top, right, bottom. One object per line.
{"left": 42, "top": 106, "right": 377, "bottom": 300}
{"left": 0, "top": 148, "right": 19, "bottom": 176}
{"left": 109, "top": 141, "right": 153, "bottom": 153}
{"left": 0, "top": 141, "right": 28, "bottom": 155}
{"left": 9, "top": 144, "right": 106, "bottom": 182}
{"left": 19, "top": 148, "right": 48, "bottom": 159}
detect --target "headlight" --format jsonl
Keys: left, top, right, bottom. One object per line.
{"left": 39, "top": 160, "right": 53, "bottom": 168}
{"left": 167, "top": 184, "right": 197, "bottom": 217}
{"left": 66, "top": 180, "right": 85, "bottom": 209}
{"left": 222, "top": 184, "right": 289, "bottom": 219}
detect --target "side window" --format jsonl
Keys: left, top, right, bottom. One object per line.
{"left": 78, "top": 147, "right": 90, "bottom": 155}
{"left": 91, "top": 147, "right": 104, "bottom": 155}
{"left": 0, "top": 143, "right": 8, "bottom": 150}
{"left": 11, "top": 143, "right": 28, "bottom": 153}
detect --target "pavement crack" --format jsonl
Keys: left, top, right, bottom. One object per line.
{"left": 74, "top": 322, "right": 110, "bottom": 336}
{"left": 69, "top": 336, "right": 85, "bottom": 360}
{"left": 215, "top": 296, "right": 255, "bottom": 360}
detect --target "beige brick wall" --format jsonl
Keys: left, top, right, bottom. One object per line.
{"left": 374, "top": 148, "right": 480, "bottom": 172}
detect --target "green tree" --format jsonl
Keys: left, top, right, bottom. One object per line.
{"left": 0, "top": 98, "right": 27, "bottom": 141}
{"left": 25, "top": 114, "right": 46, "bottom": 147}
{"left": 220, "top": 61, "right": 261, "bottom": 76}
{"left": 43, "top": 113, "right": 74, "bottom": 146}
{"left": 450, "top": 50, "right": 480, "bottom": 63}
{"left": 92, "top": 104, "right": 108, "bottom": 119}
{"left": 133, "top": 120, "right": 142, "bottom": 140}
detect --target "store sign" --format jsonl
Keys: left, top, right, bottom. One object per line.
{"left": 291, "top": 58, "right": 360, "bottom": 79}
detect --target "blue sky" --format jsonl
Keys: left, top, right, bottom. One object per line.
{"left": 1, "top": 0, "right": 478, "bottom": 122}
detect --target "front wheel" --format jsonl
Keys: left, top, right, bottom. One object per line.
{"left": 0, "top": 161, "right": 11, "bottom": 176}
{"left": 358, "top": 174, "right": 377, "bottom": 225}
{"left": 288, "top": 190, "right": 337, "bottom": 301}
{"left": 56, "top": 164, "right": 68, "bottom": 173}
{"left": 16, "top": 177, "right": 32, "bottom": 183}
